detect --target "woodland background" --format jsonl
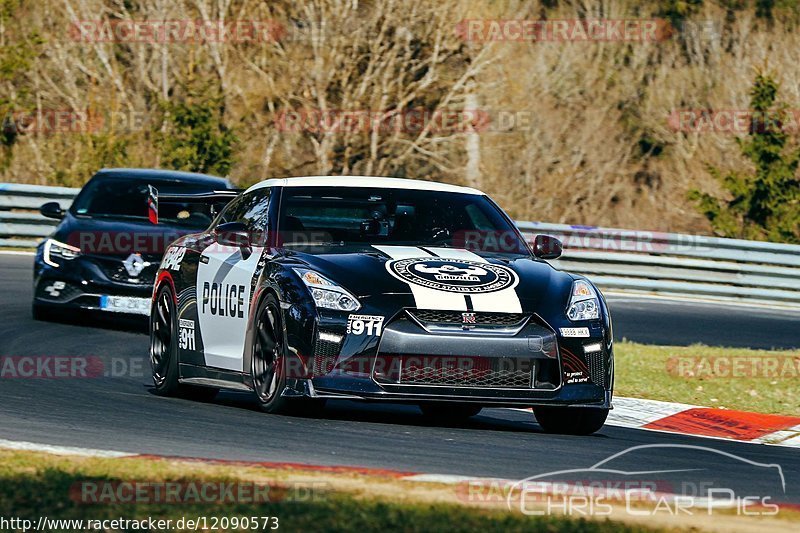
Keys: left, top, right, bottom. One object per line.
{"left": 1, "top": 0, "right": 799, "bottom": 239}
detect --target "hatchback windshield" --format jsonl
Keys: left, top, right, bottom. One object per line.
{"left": 71, "top": 176, "right": 217, "bottom": 229}
{"left": 278, "top": 186, "right": 530, "bottom": 255}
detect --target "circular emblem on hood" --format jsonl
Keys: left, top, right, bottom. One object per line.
{"left": 386, "top": 257, "right": 518, "bottom": 294}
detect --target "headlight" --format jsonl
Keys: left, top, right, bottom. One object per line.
{"left": 566, "top": 279, "right": 600, "bottom": 321}
{"left": 293, "top": 268, "right": 360, "bottom": 311}
{"left": 43, "top": 238, "right": 81, "bottom": 267}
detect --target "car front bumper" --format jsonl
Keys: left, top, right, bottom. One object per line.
{"left": 285, "top": 307, "right": 613, "bottom": 409}
{"left": 33, "top": 249, "right": 156, "bottom": 316}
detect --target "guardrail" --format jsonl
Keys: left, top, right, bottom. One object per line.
{"left": 0, "top": 183, "right": 78, "bottom": 248}
{"left": 2, "top": 183, "right": 798, "bottom": 307}
{"left": 516, "top": 222, "right": 800, "bottom": 307}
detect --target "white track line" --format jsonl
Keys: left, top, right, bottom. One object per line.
{"left": 604, "top": 398, "right": 800, "bottom": 448}
{"left": 753, "top": 424, "right": 800, "bottom": 447}
{"left": 0, "top": 438, "right": 135, "bottom": 458}
{"left": 604, "top": 290, "right": 800, "bottom": 313}
{"left": 606, "top": 397, "right": 702, "bottom": 428}
{"left": 509, "top": 397, "right": 800, "bottom": 449}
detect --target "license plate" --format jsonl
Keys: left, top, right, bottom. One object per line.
{"left": 100, "top": 295, "right": 150, "bottom": 315}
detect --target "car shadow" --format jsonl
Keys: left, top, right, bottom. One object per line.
{"left": 145, "top": 387, "right": 612, "bottom": 438}
{"left": 35, "top": 310, "right": 148, "bottom": 334}
{"left": 208, "top": 390, "right": 548, "bottom": 434}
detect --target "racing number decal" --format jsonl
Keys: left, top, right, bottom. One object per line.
{"left": 162, "top": 246, "right": 185, "bottom": 271}
{"left": 347, "top": 315, "right": 384, "bottom": 336}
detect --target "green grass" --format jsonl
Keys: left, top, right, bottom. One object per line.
{"left": 615, "top": 341, "right": 800, "bottom": 416}
{"left": 0, "top": 450, "right": 660, "bottom": 533}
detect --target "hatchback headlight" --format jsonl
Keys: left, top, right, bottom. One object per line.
{"left": 43, "top": 238, "right": 81, "bottom": 267}
{"left": 566, "top": 279, "right": 600, "bottom": 321}
{"left": 293, "top": 268, "right": 360, "bottom": 311}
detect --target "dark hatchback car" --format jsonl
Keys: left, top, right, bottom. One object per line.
{"left": 33, "top": 168, "right": 232, "bottom": 320}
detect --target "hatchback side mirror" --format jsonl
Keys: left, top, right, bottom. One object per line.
{"left": 40, "top": 202, "right": 65, "bottom": 220}
{"left": 215, "top": 222, "right": 252, "bottom": 258}
{"left": 532, "top": 234, "right": 562, "bottom": 259}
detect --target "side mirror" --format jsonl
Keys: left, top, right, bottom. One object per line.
{"left": 40, "top": 202, "right": 65, "bottom": 220}
{"left": 215, "top": 222, "right": 251, "bottom": 258}
{"left": 532, "top": 234, "right": 562, "bottom": 260}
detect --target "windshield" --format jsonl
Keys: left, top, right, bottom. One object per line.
{"left": 71, "top": 176, "right": 217, "bottom": 229}
{"left": 278, "top": 186, "right": 529, "bottom": 255}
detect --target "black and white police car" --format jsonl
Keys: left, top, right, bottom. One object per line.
{"left": 150, "top": 176, "right": 613, "bottom": 434}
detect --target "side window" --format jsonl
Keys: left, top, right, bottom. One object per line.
{"left": 214, "top": 189, "right": 271, "bottom": 243}
{"left": 242, "top": 190, "right": 271, "bottom": 233}
{"left": 214, "top": 196, "right": 243, "bottom": 226}
{"left": 215, "top": 190, "right": 269, "bottom": 226}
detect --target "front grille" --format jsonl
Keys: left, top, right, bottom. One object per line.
{"left": 311, "top": 331, "right": 342, "bottom": 376}
{"left": 408, "top": 310, "right": 527, "bottom": 327}
{"left": 397, "top": 355, "right": 533, "bottom": 388}
{"left": 586, "top": 351, "right": 606, "bottom": 388}
{"left": 100, "top": 262, "right": 159, "bottom": 285}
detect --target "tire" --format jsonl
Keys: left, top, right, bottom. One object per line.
{"left": 251, "top": 293, "right": 293, "bottom": 413}
{"left": 533, "top": 406, "right": 609, "bottom": 435}
{"left": 419, "top": 402, "right": 482, "bottom": 420}
{"left": 149, "top": 284, "right": 219, "bottom": 401}
{"left": 150, "top": 285, "right": 181, "bottom": 396}
{"left": 251, "top": 293, "right": 326, "bottom": 415}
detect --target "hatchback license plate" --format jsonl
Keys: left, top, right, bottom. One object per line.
{"left": 100, "top": 295, "right": 150, "bottom": 315}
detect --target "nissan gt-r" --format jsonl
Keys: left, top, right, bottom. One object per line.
{"left": 149, "top": 176, "right": 613, "bottom": 435}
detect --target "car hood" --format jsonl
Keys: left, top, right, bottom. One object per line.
{"left": 285, "top": 244, "right": 574, "bottom": 311}
{"left": 51, "top": 213, "right": 201, "bottom": 259}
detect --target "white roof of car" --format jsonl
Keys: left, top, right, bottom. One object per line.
{"left": 245, "top": 176, "right": 484, "bottom": 195}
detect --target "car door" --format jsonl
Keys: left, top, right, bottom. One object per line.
{"left": 196, "top": 189, "right": 271, "bottom": 372}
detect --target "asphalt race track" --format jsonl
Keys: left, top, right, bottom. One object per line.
{"left": 1, "top": 253, "right": 798, "bottom": 503}
{"left": 605, "top": 294, "right": 800, "bottom": 350}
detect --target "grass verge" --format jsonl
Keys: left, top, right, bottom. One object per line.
{"left": 615, "top": 341, "right": 799, "bottom": 415}
{"left": 2, "top": 449, "right": 798, "bottom": 532}
{"left": 0, "top": 449, "right": 659, "bottom": 533}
